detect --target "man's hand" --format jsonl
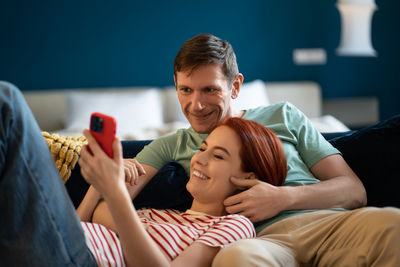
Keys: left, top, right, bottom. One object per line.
{"left": 123, "top": 158, "right": 146, "bottom": 186}
{"left": 224, "top": 177, "right": 289, "bottom": 222}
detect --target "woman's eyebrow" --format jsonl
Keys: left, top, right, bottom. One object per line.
{"left": 202, "top": 140, "right": 230, "bottom": 156}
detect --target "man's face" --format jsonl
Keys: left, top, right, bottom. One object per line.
{"left": 175, "top": 64, "right": 239, "bottom": 134}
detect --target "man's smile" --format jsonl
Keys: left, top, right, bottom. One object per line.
{"left": 188, "top": 110, "right": 215, "bottom": 121}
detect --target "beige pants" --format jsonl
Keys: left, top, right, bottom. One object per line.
{"left": 212, "top": 207, "right": 400, "bottom": 267}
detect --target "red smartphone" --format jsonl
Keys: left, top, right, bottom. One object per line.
{"left": 89, "top": 112, "right": 117, "bottom": 158}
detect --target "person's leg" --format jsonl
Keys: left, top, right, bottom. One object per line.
{"left": 0, "top": 82, "right": 96, "bottom": 266}
{"left": 291, "top": 207, "right": 400, "bottom": 266}
{"left": 212, "top": 237, "right": 297, "bottom": 267}
{"left": 214, "top": 207, "right": 400, "bottom": 267}
{"left": 212, "top": 212, "right": 301, "bottom": 267}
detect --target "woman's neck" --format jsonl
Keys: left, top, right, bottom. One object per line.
{"left": 189, "top": 200, "right": 226, "bottom": 217}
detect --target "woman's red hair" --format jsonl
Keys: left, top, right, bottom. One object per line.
{"left": 218, "top": 117, "right": 287, "bottom": 186}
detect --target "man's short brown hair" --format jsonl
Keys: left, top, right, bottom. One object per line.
{"left": 174, "top": 33, "right": 239, "bottom": 85}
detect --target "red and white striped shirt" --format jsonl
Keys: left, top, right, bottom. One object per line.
{"left": 82, "top": 209, "right": 255, "bottom": 265}
{"left": 81, "top": 222, "right": 125, "bottom": 267}
{"left": 138, "top": 209, "right": 255, "bottom": 261}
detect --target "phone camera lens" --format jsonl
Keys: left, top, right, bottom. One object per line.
{"left": 91, "top": 116, "right": 103, "bottom": 132}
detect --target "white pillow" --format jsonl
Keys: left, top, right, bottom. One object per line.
{"left": 233, "top": 79, "right": 270, "bottom": 110}
{"left": 64, "top": 89, "right": 164, "bottom": 138}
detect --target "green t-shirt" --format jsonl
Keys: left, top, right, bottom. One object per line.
{"left": 136, "top": 102, "right": 341, "bottom": 232}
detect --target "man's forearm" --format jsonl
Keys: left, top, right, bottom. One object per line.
{"left": 126, "top": 163, "right": 158, "bottom": 200}
{"left": 283, "top": 175, "right": 367, "bottom": 211}
{"left": 304, "top": 154, "right": 367, "bottom": 210}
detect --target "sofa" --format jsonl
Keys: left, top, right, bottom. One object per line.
{"left": 65, "top": 114, "right": 400, "bottom": 213}
{"left": 22, "top": 80, "right": 399, "bottom": 209}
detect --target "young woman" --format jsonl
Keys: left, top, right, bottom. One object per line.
{"left": 77, "top": 117, "right": 287, "bottom": 267}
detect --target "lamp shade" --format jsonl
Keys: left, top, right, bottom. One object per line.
{"left": 336, "top": 0, "right": 377, "bottom": 56}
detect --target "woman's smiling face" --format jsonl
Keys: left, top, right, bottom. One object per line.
{"left": 187, "top": 125, "right": 250, "bottom": 205}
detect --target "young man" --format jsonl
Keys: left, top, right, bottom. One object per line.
{"left": 117, "top": 34, "right": 400, "bottom": 266}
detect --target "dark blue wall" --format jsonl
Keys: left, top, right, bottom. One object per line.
{"left": 1, "top": 0, "right": 399, "bottom": 120}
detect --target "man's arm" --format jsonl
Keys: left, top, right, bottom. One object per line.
{"left": 298, "top": 154, "right": 367, "bottom": 209}
{"left": 125, "top": 162, "right": 159, "bottom": 199}
{"left": 224, "top": 154, "right": 367, "bottom": 222}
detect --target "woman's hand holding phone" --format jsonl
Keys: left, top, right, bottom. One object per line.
{"left": 79, "top": 112, "right": 127, "bottom": 198}
{"left": 79, "top": 128, "right": 126, "bottom": 198}
{"left": 79, "top": 112, "right": 146, "bottom": 196}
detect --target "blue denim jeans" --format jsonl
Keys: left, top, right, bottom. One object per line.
{"left": 0, "top": 82, "right": 96, "bottom": 266}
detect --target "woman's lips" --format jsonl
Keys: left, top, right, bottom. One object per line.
{"left": 192, "top": 169, "right": 210, "bottom": 180}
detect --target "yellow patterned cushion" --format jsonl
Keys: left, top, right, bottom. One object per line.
{"left": 42, "top": 131, "right": 87, "bottom": 183}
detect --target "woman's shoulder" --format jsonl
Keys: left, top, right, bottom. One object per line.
{"left": 217, "top": 214, "right": 255, "bottom": 236}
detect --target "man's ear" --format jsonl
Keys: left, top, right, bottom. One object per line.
{"left": 231, "top": 73, "right": 244, "bottom": 99}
